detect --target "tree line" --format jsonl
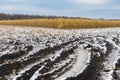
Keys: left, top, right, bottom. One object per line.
{"left": 0, "top": 13, "right": 87, "bottom": 20}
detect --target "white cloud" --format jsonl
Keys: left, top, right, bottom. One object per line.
{"left": 0, "top": 5, "right": 70, "bottom": 16}
{"left": 0, "top": 5, "right": 45, "bottom": 14}
{"left": 73, "top": 0, "right": 109, "bottom": 5}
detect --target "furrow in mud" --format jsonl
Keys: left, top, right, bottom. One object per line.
{"left": 0, "top": 49, "right": 29, "bottom": 65}
{"left": 33, "top": 47, "right": 77, "bottom": 80}
{"left": 0, "top": 38, "right": 78, "bottom": 79}
{"left": 66, "top": 38, "right": 120, "bottom": 80}
{"left": 17, "top": 45, "right": 77, "bottom": 80}
{"left": 113, "top": 59, "right": 120, "bottom": 80}
{"left": 12, "top": 45, "right": 77, "bottom": 80}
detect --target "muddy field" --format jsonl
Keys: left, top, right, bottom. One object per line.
{"left": 0, "top": 26, "right": 120, "bottom": 80}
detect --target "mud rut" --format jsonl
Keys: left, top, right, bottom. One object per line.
{"left": 0, "top": 28, "right": 120, "bottom": 80}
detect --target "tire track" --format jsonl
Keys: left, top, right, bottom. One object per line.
{"left": 0, "top": 38, "right": 79, "bottom": 79}
{"left": 13, "top": 45, "right": 77, "bottom": 80}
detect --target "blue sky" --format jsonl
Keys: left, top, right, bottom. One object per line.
{"left": 0, "top": 0, "right": 120, "bottom": 19}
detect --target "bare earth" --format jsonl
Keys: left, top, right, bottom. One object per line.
{"left": 0, "top": 25, "right": 120, "bottom": 80}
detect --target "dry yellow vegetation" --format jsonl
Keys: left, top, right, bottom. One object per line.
{"left": 0, "top": 18, "right": 120, "bottom": 29}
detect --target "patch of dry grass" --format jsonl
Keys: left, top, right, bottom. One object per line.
{"left": 0, "top": 18, "right": 120, "bottom": 29}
